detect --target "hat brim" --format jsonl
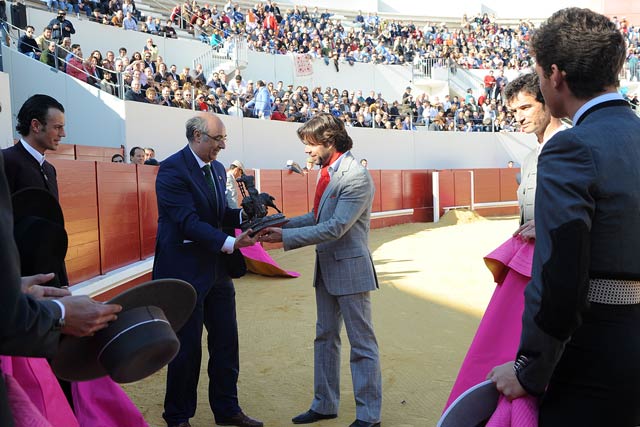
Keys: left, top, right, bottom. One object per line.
{"left": 437, "top": 380, "right": 499, "bottom": 427}
{"left": 51, "top": 279, "right": 196, "bottom": 381}
{"left": 12, "top": 187, "right": 64, "bottom": 226}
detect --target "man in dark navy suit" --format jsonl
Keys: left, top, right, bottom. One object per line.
{"left": 153, "top": 114, "right": 263, "bottom": 427}
{"left": 489, "top": 8, "right": 640, "bottom": 427}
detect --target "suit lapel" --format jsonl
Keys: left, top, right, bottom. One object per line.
{"left": 182, "top": 146, "right": 218, "bottom": 213}
{"left": 317, "top": 153, "right": 353, "bottom": 220}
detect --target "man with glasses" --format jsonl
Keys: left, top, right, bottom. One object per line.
{"left": 153, "top": 114, "right": 264, "bottom": 427}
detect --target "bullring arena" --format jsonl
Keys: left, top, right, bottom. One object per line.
{"left": 1, "top": 0, "right": 639, "bottom": 426}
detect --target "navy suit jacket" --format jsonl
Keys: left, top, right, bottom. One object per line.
{"left": 152, "top": 145, "right": 241, "bottom": 300}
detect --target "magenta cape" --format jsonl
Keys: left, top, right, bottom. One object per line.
{"left": 0, "top": 356, "right": 147, "bottom": 427}
{"left": 444, "top": 236, "right": 534, "bottom": 409}
{"left": 235, "top": 230, "right": 299, "bottom": 277}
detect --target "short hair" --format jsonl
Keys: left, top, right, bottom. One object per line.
{"left": 504, "top": 73, "right": 544, "bottom": 105}
{"left": 111, "top": 153, "right": 125, "bottom": 162}
{"left": 16, "top": 94, "right": 65, "bottom": 136}
{"left": 44, "top": 26, "right": 52, "bottom": 31}
{"left": 129, "top": 146, "right": 144, "bottom": 158}
{"left": 25, "top": 25, "right": 34, "bottom": 31}
{"left": 185, "top": 116, "right": 208, "bottom": 142}
{"left": 530, "top": 8, "right": 626, "bottom": 99}
{"left": 296, "top": 113, "right": 353, "bottom": 152}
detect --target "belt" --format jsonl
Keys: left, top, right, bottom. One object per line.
{"left": 588, "top": 278, "right": 640, "bottom": 305}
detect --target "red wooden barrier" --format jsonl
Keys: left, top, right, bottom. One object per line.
{"left": 137, "top": 166, "right": 159, "bottom": 259}
{"left": 50, "top": 159, "right": 101, "bottom": 285}
{"left": 76, "top": 144, "right": 124, "bottom": 162}
{"left": 96, "top": 163, "right": 141, "bottom": 274}
{"left": 46, "top": 143, "right": 75, "bottom": 160}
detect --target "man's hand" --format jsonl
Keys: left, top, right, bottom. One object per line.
{"left": 487, "top": 361, "right": 528, "bottom": 401}
{"left": 59, "top": 296, "right": 122, "bottom": 337}
{"left": 258, "top": 227, "right": 283, "bottom": 243}
{"left": 513, "top": 219, "right": 535, "bottom": 241}
{"left": 233, "top": 228, "right": 258, "bottom": 250}
{"left": 21, "top": 273, "right": 72, "bottom": 299}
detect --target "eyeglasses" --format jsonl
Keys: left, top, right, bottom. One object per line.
{"left": 201, "top": 132, "right": 227, "bottom": 143}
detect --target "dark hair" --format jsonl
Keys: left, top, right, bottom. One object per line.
{"left": 530, "top": 8, "right": 625, "bottom": 99}
{"left": 296, "top": 113, "right": 353, "bottom": 152}
{"left": 16, "top": 95, "right": 65, "bottom": 136}
{"left": 129, "top": 146, "right": 144, "bottom": 157}
{"left": 504, "top": 73, "right": 544, "bottom": 105}
{"left": 111, "top": 153, "right": 125, "bottom": 162}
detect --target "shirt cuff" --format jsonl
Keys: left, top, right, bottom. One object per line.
{"left": 52, "top": 299, "right": 66, "bottom": 320}
{"left": 222, "top": 236, "right": 236, "bottom": 254}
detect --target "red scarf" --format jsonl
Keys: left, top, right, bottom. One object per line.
{"left": 313, "top": 151, "right": 343, "bottom": 219}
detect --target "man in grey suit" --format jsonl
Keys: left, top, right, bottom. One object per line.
{"left": 261, "top": 113, "right": 382, "bottom": 427}
{"left": 488, "top": 8, "right": 640, "bottom": 426}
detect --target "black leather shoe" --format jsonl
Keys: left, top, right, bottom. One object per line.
{"left": 167, "top": 423, "right": 191, "bottom": 427}
{"left": 292, "top": 409, "right": 338, "bottom": 424}
{"left": 349, "top": 420, "right": 381, "bottom": 427}
{"left": 216, "top": 411, "right": 263, "bottom": 427}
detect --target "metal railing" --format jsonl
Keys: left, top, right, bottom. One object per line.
{"left": 192, "top": 35, "right": 247, "bottom": 78}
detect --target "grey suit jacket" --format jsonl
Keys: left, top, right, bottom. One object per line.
{"left": 517, "top": 149, "right": 537, "bottom": 225}
{"left": 516, "top": 99, "right": 640, "bottom": 396}
{"left": 282, "top": 152, "right": 378, "bottom": 296}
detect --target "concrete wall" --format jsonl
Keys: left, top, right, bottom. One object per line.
{"left": 124, "top": 100, "right": 537, "bottom": 169}
{"left": 0, "top": 71, "right": 13, "bottom": 148}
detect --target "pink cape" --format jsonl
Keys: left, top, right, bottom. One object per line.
{"left": 0, "top": 356, "right": 147, "bottom": 427}
{"left": 443, "top": 236, "right": 538, "bottom": 426}
{"left": 236, "top": 230, "right": 299, "bottom": 277}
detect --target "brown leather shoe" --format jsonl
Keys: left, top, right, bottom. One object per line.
{"left": 216, "top": 411, "right": 264, "bottom": 427}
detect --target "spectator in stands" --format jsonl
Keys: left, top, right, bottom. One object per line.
{"left": 160, "top": 20, "right": 177, "bottom": 38}
{"left": 124, "top": 79, "right": 147, "bottom": 102}
{"left": 111, "top": 10, "right": 124, "bottom": 27}
{"left": 145, "top": 87, "right": 159, "bottom": 104}
{"left": 142, "top": 51, "right": 156, "bottom": 73}
{"left": 145, "top": 16, "right": 158, "bottom": 34}
{"left": 271, "top": 102, "right": 287, "bottom": 121}
{"left": 49, "top": 10, "right": 75, "bottom": 42}
{"left": 183, "top": 90, "right": 193, "bottom": 108}
{"left": 484, "top": 71, "right": 496, "bottom": 100}
{"left": 494, "top": 69, "right": 508, "bottom": 102}
{"left": 195, "top": 92, "right": 209, "bottom": 111}
{"left": 129, "top": 146, "right": 145, "bottom": 164}
{"left": 66, "top": 46, "right": 87, "bottom": 82}
{"left": 159, "top": 87, "right": 175, "bottom": 107}
{"left": 245, "top": 80, "right": 272, "bottom": 119}
{"left": 89, "top": 8, "right": 102, "bottom": 23}
{"left": 100, "top": 70, "right": 118, "bottom": 96}
{"left": 122, "top": 11, "right": 138, "bottom": 31}
{"left": 143, "top": 37, "right": 158, "bottom": 60}
{"left": 228, "top": 74, "right": 247, "bottom": 96}
{"left": 40, "top": 41, "right": 58, "bottom": 68}
{"left": 35, "top": 26, "right": 53, "bottom": 53}
{"left": 111, "top": 153, "right": 125, "bottom": 162}
{"left": 18, "top": 26, "right": 41, "bottom": 59}
{"left": 190, "top": 63, "right": 206, "bottom": 85}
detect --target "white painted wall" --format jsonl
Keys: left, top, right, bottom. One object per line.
{"left": 124, "top": 100, "right": 537, "bottom": 170}
{"left": 0, "top": 70, "right": 13, "bottom": 148}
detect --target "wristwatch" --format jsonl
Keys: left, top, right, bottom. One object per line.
{"left": 52, "top": 316, "right": 66, "bottom": 331}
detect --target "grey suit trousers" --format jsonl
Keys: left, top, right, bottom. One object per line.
{"left": 310, "top": 268, "right": 382, "bottom": 423}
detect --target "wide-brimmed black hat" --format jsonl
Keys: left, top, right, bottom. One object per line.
{"left": 437, "top": 380, "right": 500, "bottom": 427}
{"left": 12, "top": 187, "right": 67, "bottom": 287}
{"left": 51, "top": 279, "right": 196, "bottom": 383}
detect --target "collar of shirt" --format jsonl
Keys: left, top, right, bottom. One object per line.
{"left": 327, "top": 150, "right": 348, "bottom": 178}
{"left": 572, "top": 92, "right": 624, "bottom": 125}
{"left": 188, "top": 145, "right": 209, "bottom": 170}
{"left": 20, "top": 139, "right": 45, "bottom": 166}
{"left": 537, "top": 123, "right": 571, "bottom": 155}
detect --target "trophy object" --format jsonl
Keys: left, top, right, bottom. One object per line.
{"left": 237, "top": 174, "right": 288, "bottom": 235}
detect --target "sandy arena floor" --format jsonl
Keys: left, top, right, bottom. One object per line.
{"left": 122, "top": 211, "right": 520, "bottom": 427}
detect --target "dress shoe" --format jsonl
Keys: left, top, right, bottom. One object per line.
{"left": 216, "top": 411, "right": 263, "bottom": 427}
{"left": 292, "top": 409, "right": 338, "bottom": 424}
{"left": 167, "top": 423, "right": 191, "bottom": 427}
{"left": 349, "top": 420, "right": 381, "bottom": 427}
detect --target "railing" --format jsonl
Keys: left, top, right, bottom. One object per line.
{"left": 1, "top": 18, "right": 127, "bottom": 99}
{"left": 412, "top": 57, "right": 446, "bottom": 80}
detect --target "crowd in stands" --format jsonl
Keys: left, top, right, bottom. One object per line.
{"left": 8, "top": 1, "right": 640, "bottom": 133}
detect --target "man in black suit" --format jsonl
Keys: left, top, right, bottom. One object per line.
{"left": 153, "top": 114, "right": 263, "bottom": 427}
{"left": 0, "top": 150, "right": 122, "bottom": 426}
{"left": 2, "top": 94, "right": 69, "bottom": 286}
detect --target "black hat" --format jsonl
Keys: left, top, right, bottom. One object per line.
{"left": 12, "top": 188, "right": 67, "bottom": 287}
{"left": 51, "top": 279, "right": 196, "bottom": 383}
{"left": 437, "top": 380, "right": 500, "bottom": 427}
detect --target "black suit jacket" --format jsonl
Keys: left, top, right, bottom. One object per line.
{"left": 1, "top": 141, "right": 68, "bottom": 286}
{"left": 0, "top": 151, "right": 63, "bottom": 426}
